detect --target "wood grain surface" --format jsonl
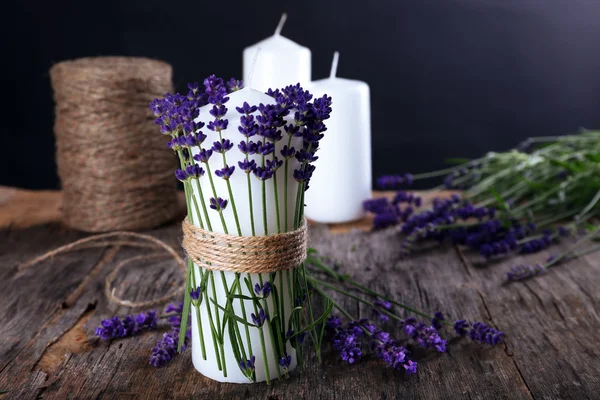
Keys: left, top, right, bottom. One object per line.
{"left": 0, "top": 187, "right": 598, "bottom": 399}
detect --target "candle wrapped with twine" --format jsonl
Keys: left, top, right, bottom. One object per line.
{"left": 150, "top": 75, "right": 333, "bottom": 383}
{"left": 50, "top": 57, "right": 178, "bottom": 232}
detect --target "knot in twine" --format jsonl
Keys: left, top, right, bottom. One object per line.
{"left": 181, "top": 218, "right": 308, "bottom": 273}
{"left": 49, "top": 56, "right": 178, "bottom": 232}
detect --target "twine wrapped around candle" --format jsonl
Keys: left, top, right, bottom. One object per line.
{"left": 181, "top": 217, "right": 307, "bottom": 273}
{"left": 50, "top": 56, "right": 178, "bottom": 232}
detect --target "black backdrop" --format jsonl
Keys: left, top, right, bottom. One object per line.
{"left": 6, "top": 0, "right": 600, "bottom": 189}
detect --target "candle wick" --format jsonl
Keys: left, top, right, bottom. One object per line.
{"left": 330, "top": 51, "right": 340, "bottom": 79}
{"left": 274, "top": 12, "right": 287, "bottom": 36}
{"left": 247, "top": 47, "right": 262, "bottom": 89}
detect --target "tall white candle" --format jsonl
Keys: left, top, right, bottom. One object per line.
{"left": 243, "top": 13, "right": 311, "bottom": 92}
{"left": 189, "top": 87, "right": 303, "bottom": 383}
{"left": 305, "top": 52, "right": 372, "bottom": 223}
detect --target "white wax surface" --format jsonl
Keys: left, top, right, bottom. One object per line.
{"left": 189, "top": 87, "right": 303, "bottom": 383}
{"left": 243, "top": 35, "right": 311, "bottom": 93}
{"left": 304, "top": 78, "right": 372, "bottom": 223}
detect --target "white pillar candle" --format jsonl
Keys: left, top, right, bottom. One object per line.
{"left": 189, "top": 87, "right": 304, "bottom": 383}
{"left": 242, "top": 13, "right": 311, "bottom": 93}
{"left": 305, "top": 52, "right": 372, "bottom": 223}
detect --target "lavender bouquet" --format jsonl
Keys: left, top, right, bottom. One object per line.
{"left": 368, "top": 130, "right": 600, "bottom": 281}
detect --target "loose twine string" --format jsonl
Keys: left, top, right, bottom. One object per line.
{"left": 181, "top": 218, "right": 308, "bottom": 273}
{"left": 18, "top": 231, "right": 187, "bottom": 309}
{"left": 49, "top": 56, "right": 178, "bottom": 233}
{"left": 18, "top": 219, "right": 308, "bottom": 307}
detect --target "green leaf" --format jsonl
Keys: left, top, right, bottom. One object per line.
{"left": 548, "top": 158, "right": 583, "bottom": 173}
{"left": 178, "top": 261, "right": 193, "bottom": 353}
{"left": 288, "top": 298, "right": 334, "bottom": 338}
{"left": 209, "top": 298, "right": 260, "bottom": 328}
{"left": 307, "top": 247, "right": 318, "bottom": 255}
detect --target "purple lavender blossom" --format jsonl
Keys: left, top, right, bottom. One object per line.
{"left": 257, "top": 142, "right": 275, "bottom": 156}
{"left": 95, "top": 311, "right": 157, "bottom": 340}
{"left": 376, "top": 174, "right": 414, "bottom": 189}
{"left": 211, "top": 139, "right": 234, "bottom": 153}
{"left": 431, "top": 311, "right": 445, "bottom": 330}
{"left": 239, "top": 355, "right": 256, "bottom": 373}
{"left": 190, "top": 287, "right": 201, "bottom": 301}
{"left": 226, "top": 78, "right": 243, "bottom": 92}
{"left": 506, "top": 264, "right": 546, "bottom": 281}
{"left": 238, "top": 159, "right": 257, "bottom": 174}
{"left": 468, "top": 322, "right": 504, "bottom": 345}
{"left": 372, "top": 298, "right": 392, "bottom": 323}
{"left": 236, "top": 101, "right": 257, "bottom": 115}
{"left": 254, "top": 282, "right": 272, "bottom": 298}
{"left": 174, "top": 169, "right": 188, "bottom": 182}
{"left": 453, "top": 320, "right": 469, "bottom": 336}
{"left": 279, "top": 354, "right": 292, "bottom": 370}
{"left": 185, "top": 164, "right": 205, "bottom": 179}
{"left": 209, "top": 197, "right": 228, "bottom": 211}
{"left": 238, "top": 140, "right": 258, "bottom": 155}
{"left": 254, "top": 166, "right": 274, "bottom": 181}
{"left": 280, "top": 145, "right": 296, "bottom": 159}
{"left": 215, "top": 165, "right": 235, "bottom": 179}
{"left": 251, "top": 309, "right": 266, "bottom": 327}
{"left": 266, "top": 157, "right": 283, "bottom": 171}
{"left": 194, "top": 149, "right": 213, "bottom": 163}
{"left": 403, "top": 318, "right": 446, "bottom": 352}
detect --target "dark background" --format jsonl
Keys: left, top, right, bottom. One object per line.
{"left": 6, "top": 0, "right": 600, "bottom": 189}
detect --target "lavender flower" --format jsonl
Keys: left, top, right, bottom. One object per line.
{"left": 238, "top": 140, "right": 258, "bottom": 155}
{"left": 453, "top": 320, "right": 469, "bottom": 336}
{"left": 372, "top": 298, "right": 392, "bottom": 323}
{"left": 236, "top": 101, "right": 257, "bottom": 115}
{"left": 254, "top": 281, "right": 272, "bottom": 298}
{"left": 251, "top": 309, "right": 266, "bottom": 327}
{"left": 238, "top": 159, "right": 257, "bottom": 173}
{"left": 376, "top": 174, "right": 414, "bottom": 189}
{"left": 403, "top": 317, "right": 446, "bottom": 352}
{"left": 194, "top": 149, "right": 213, "bottom": 163}
{"left": 506, "top": 263, "right": 546, "bottom": 281}
{"left": 257, "top": 142, "right": 275, "bottom": 156}
{"left": 190, "top": 287, "right": 201, "bottom": 302}
{"left": 174, "top": 169, "right": 188, "bottom": 182}
{"left": 254, "top": 166, "right": 274, "bottom": 181}
{"left": 431, "top": 311, "right": 445, "bottom": 330}
{"left": 468, "top": 322, "right": 504, "bottom": 345}
{"left": 209, "top": 197, "right": 228, "bottom": 211}
{"left": 211, "top": 139, "right": 233, "bottom": 153}
{"left": 239, "top": 355, "right": 256, "bottom": 374}
{"left": 226, "top": 78, "right": 243, "bottom": 92}
{"left": 215, "top": 165, "right": 235, "bottom": 180}
{"left": 279, "top": 354, "right": 292, "bottom": 370}
{"left": 280, "top": 145, "right": 296, "bottom": 159}
{"left": 95, "top": 311, "right": 157, "bottom": 340}
{"left": 185, "top": 164, "right": 205, "bottom": 179}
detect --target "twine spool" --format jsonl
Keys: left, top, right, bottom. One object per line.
{"left": 181, "top": 217, "right": 308, "bottom": 274}
{"left": 50, "top": 56, "right": 178, "bottom": 232}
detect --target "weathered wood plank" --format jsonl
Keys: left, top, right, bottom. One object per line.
{"left": 456, "top": 240, "right": 600, "bottom": 399}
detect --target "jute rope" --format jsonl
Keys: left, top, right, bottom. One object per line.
{"left": 50, "top": 57, "right": 178, "bottom": 232}
{"left": 181, "top": 218, "right": 308, "bottom": 273}
{"left": 18, "top": 232, "right": 186, "bottom": 309}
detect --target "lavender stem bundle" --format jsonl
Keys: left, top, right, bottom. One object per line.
{"left": 368, "top": 130, "right": 600, "bottom": 281}
{"left": 149, "top": 76, "right": 332, "bottom": 383}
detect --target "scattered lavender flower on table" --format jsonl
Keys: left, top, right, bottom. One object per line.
{"left": 403, "top": 317, "right": 446, "bottom": 352}
{"left": 506, "top": 263, "right": 546, "bottom": 281}
{"left": 95, "top": 310, "right": 158, "bottom": 340}
{"left": 431, "top": 311, "right": 445, "bottom": 330}
{"left": 376, "top": 174, "right": 414, "bottom": 189}
{"left": 279, "top": 354, "right": 292, "bottom": 370}
{"left": 372, "top": 298, "right": 392, "bottom": 323}
{"left": 453, "top": 320, "right": 469, "bottom": 336}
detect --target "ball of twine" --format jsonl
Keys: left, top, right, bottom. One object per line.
{"left": 50, "top": 56, "right": 178, "bottom": 232}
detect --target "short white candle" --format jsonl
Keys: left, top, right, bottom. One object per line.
{"left": 189, "top": 86, "right": 303, "bottom": 383}
{"left": 243, "top": 13, "right": 311, "bottom": 93}
{"left": 305, "top": 52, "right": 372, "bottom": 223}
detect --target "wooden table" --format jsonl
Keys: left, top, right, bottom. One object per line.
{"left": 1, "top": 187, "right": 599, "bottom": 399}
